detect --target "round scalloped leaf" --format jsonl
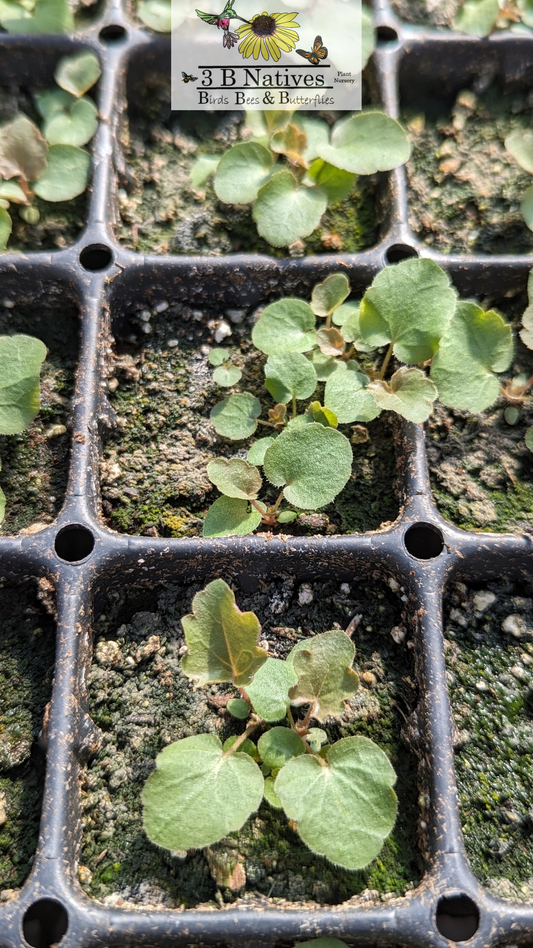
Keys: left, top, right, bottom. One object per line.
{"left": 207, "top": 457, "right": 262, "bottom": 500}
{"left": 430, "top": 301, "right": 513, "bottom": 412}
{"left": 368, "top": 367, "right": 438, "bottom": 423}
{"left": 264, "top": 776, "right": 283, "bottom": 809}
{"left": 505, "top": 131, "right": 533, "bottom": 175}
{"left": 288, "top": 631, "right": 358, "bottom": 721}
{"left": 55, "top": 51, "right": 101, "bottom": 97}
{"left": 263, "top": 423, "right": 352, "bottom": 510}
{"left": 203, "top": 496, "right": 263, "bottom": 538}
{"left": 274, "top": 735, "right": 397, "bottom": 869}
{"left": 359, "top": 258, "right": 456, "bottom": 364}
{"left": 525, "top": 427, "right": 533, "bottom": 452}
{"left": 227, "top": 698, "right": 251, "bottom": 720}
{"left": 0, "top": 115, "right": 47, "bottom": 183}
{"left": 43, "top": 95, "right": 98, "bottom": 147}
{"left": 0, "top": 207, "right": 12, "bottom": 251}
{"left": 257, "top": 727, "right": 306, "bottom": 770}
{"left": 316, "top": 112, "right": 411, "bottom": 176}
{"left": 208, "top": 347, "right": 230, "bottom": 366}
{"left": 210, "top": 392, "right": 261, "bottom": 440}
{"left": 324, "top": 365, "right": 381, "bottom": 423}
{"left": 245, "top": 657, "right": 298, "bottom": 722}
{"left": 0, "top": 334, "right": 47, "bottom": 434}
{"left": 521, "top": 183, "right": 533, "bottom": 231}
{"left": 138, "top": 0, "right": 171, "bottom": 30}
{"left": 212, "top": 365, "right": 242, "bottom": 387}
{"left": 33, "top": 145, "right": 91, "bottom": 201}
{"left": 253, "top": 170, "right": 328, "bottom": 248}
{"left": 247, "top": 437, "right": 275, "bottom": 466}
{"left": 215, "top": 142, "right": 273, "bottom": 204}
{"left": 264, "top": 353, "right": 317, "bottom": 405}
{"left": 453, "top": 0, "right": 499, "bottom": 35}
{"left": 142, "top": 733, "right": 264, "bottom": 851}
{"left": 0, "top": 0, "right": 73, "bottom": 33}
{"left": 252, "top": 299, "right": 316, "bottom": 355}
{"left": 311, "top": 273, "right": 350, "bottom": 318}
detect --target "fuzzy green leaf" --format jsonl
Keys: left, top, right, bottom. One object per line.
{"left": 202, "top": 496, "right": 263, "bottom": 537}
{"left": 0, "top": 0, "right": 73, "bottom": 33}
{"left": 306, "top": 159, "right": 356, "bottom": 204}
{"left": 288, "top": 631, "right": 358, "bottom": 722}
{"left": 34, "top": 88, "right": 73, "bottom": 121}
{"left": 359, "top": 258, "right": 457, "bottom": 363}
{"left": 43, "top": 95, "right": 98, "bottom": 147}
{"left": 33, "top": 145, "right": 90, "bottom": 201}
{"left": 306, "top": 728, "right": 328, "bottom": 752}
{"left": 430, "top": 301, "right": 513, "bottom": 412}
{"left": 304, "top": 401, "right": 338, "bottom": 427}
{"left": 0, "top": 207, "right": 12, "bottom": 250}
{"left": 137, "top": 0, "right": 171, "bottom": 30}
{"left": 246, "top": 658, "right": 298, "bottom": 722}
{"left": 0, "top": 334, "right": 47, "bottom": 434}
{"left": 274, "top": 736, "right": 397, "bottom": 869}
{"left": 223, "top": 735, "right": 258, "bottom": 758}
{"left": 316, "top": 328, "right": 345, "bottom": 358}
{"left": 316, "top": 112, "right": 411, "bottom": 176}
{"left": 334, "top": 302, "right": 376, "bottom": 352}
{"left": 252, "top": 299, "right": 316, "bottom": 356}
{"left": 368, "top": 366, "right": 438, "bottom": 423}
{"left": 521, "top": 183, "right": 533, "bottom": 231}
{"left": 324, "top": 364, "right": 381, "bottom": 423}
{"left": 227, "top": 698, "right": 251, "bottom": 720}
{"left": 292, "top": 114, "right": 330, "bottom": 162}
{"left": 520, "top": 288, "right": 533, "bottom": 350}
{"left": 264, "top": 353, "right": 317, "bottom": 405}
{"left": 208, "top": 347, "right": 229, "bottom": 366}
{"left": 277, "top": 510, "right": 297, "bottom": 523}
{"left": 264, "top": 776, "right": 282, "bottom": 808}
{"left": 142, "top": 733, "right": 264, "bottom": 850}
{"left": 0, "top": 114, "right": 47, "bottom": 183}
{"left": 247, "top": 437, "right": 275, "bottom": 466}
{"left": 525, "top": 427, "right": 533, "bottom": 452}
{"left": 55, "top": 51, "right": 101, "bottom": 97}
{"left": 190, "top": 154, "right": 220, "bottom": 188}
{"left": 212, "top": 365, "right": 242, "bottom": 387}
{"left": 207, "top": 457, "right": 262, "bottom": 500}
{"left": 210, "top": 392, "right": 261, "bottom": 440}
{"left": 307, "top": 350, "right": 339, "bottom": 381}
{"left": 215, "top": 142, "right": 273, "bottom": 205}
{"left": 454, "top": 0, "right": 499, "bottom": 35}
{"left": 263, "top": 423, "right": 352, "bottom": 510}
{"left": 505, "top": 130, "right": 533, "bottom": 175}
{"left": 258, "top": 727, "right": 306, "bottom": 769}
{"left": 311, "top": 273, "right": 350, "bottom": 318}
{"left": 181, "top": 578, "right": 267, "bottom": 687}
{"left": 253, "top": 171, "right": 328, "bottom": 248}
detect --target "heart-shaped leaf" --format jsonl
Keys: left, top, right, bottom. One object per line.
{"left": 453, "top": 0, "right": 499, "bottom": 35}
{"left": 202, "top": 496, "right": 263, "bottom": 537}
{"left": 288, "top": 630, "right": 358, "bottom": 721}
{"left": 316, "top": 328, "right": 346, "bottom": 357}
{"left": 55, "top": 51, "right": 101, "bottom": 97}
{"left": 247, "top": 437, "right": 275, "bottom": 465}
{"left": 142, "top": 733, "right": 264, "bottom": 850}
{"left": 257, "top": 727, "right": 306, "bottom": 769}
{"left": 368, "top": 366, "right": 438, "bottom": 423}
{"left": 34, "top": 88, "right": 74, "bottom": 121}
{"left": 0, "top": 0, "right": 73, "bottom": 33}
{"left": 316, "top": 112, "right": 411, "bottom": 176}
{"left": 215, "top": 142, "right": 273, "bottom": 205}
{"left": 0, "top": 334, "right": 47, "bottom": 434}
{"left": 311, "top": 273, "right": 350, "bottom": 318}
{"left": 253, "top": 170, "right": 328, "bottom": 247}
{"left": 252, "top": 298, "right": 316, "bottom": 356}
{"left": 0, "top": 206, "right": 12, "bottom": 250}
{"left": 212, "top": 365, "right": 242, "bottom": 387}
{"left": 43, "top": 95, "right": 98, "bottom": 147}
{"left": 33, "top": 145, "right": 90, "bottom": 201}
{"left": 207, "top": 457, "right": 262, "bottom": 500}
{"left": 137, "top": 0, "right": 171, "bottom": 30}
{"left": 210, "top": 392, "right": 261, "bottom": 440}
{"left": 505, "top": 130, "right": 533, "bottom": 175}
{"left": 245, "top": 658, "right": 298, "bottom": 722}
{"left": 324, "top": 363, "right": 381, "bottom": 423}
{"left": 208, "top": 347, "right": 229, "bottom": 366}
{"left": 263, "top": 423, "right": 353, "bottom": 510}
{"left": 0, "top": 114, "right": 47, "bottom": 182}
{"left": 181, "top": 578, "right": 267, "bottom": 687}
{"left": 306, "top": 727, "right": 328, "bottom": 751}
{"left": 274, "top": 736, "right": 397, "bottom": 869}
{"left": 264, "top": 353, "right": 317, "bottom": 405}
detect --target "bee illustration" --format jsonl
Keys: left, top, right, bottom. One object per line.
{"left": 296, "top": 35, "right": 328, "bottom": 65}
{"left": 182, "top": 71, "right": 199, "bottom": 83}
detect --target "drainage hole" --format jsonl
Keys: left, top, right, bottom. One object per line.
{"left": 404, "top": 522, "right": 443, "bottom": 559}
{"left": 23, "top": 899, "right": 68, "bottom": 948}
{"left": 386, "top": 243, "right": 419, "bottom": 263}
{"left": 55, "top": 525, "right": 95, "bottom": 562}
{"left": 99, "top": 23, "right": 127, "bottom": 41}
{"left": 377, "top": 25, "right": 399, "bottom": 42}
{"left": 79, "top": 244, "right": 113, "bottom": 271}
{"left": 436, "top": 895, "right": 479, "bottom": 942}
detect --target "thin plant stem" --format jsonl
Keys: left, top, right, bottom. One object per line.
{"left": 292, "top": 394, "right": 297, "bottom": 418}
{"left": 378, "top": 343, "right": 394, "bottom": 381}
{"left": 221, "top": 714, "right": 262, "bottom": 758}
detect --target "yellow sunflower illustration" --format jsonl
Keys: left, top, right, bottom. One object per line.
{"left": 236, "top": 11, "right": 300, "bottom": 62}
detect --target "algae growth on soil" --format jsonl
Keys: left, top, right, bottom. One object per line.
{"left": 79, "top": 574, "right": 421, "bottom": 909}
{"left": 445, "top": 579, "right": 533, "bottom": 898}
{"left": 101, "top": 299, "right": 399, "bottom": 538}
{"left": 116, "top": 82, "right": 378, "bottom": 256}
{"left": 403, "top": 82, "right": 533, "bottom": 255}
{"left": 0, "top": 579, "right": 56, "bottom": 892}
{"left": 0, "top": 291, "right": 78, "bottom": 536}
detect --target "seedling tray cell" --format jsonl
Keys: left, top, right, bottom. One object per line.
{"left": 2, "top": 6, "right": 533, "bottom": 948}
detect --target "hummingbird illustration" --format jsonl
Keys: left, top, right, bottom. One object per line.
{"left": 195, "top": 0, "right": 249, "bottom": 31}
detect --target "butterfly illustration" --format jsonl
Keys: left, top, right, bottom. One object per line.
{"left": 296, "top": 35, "right": 328, "bottom": 65}
{"left": 182, "top": 71, "right": 199, "bottom": 83}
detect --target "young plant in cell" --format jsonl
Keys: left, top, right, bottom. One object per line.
{"left": 504, "top": 131, "right": 533, "bottom": 232}
{"left": 190, "top": 107, "right": 411, "bottom": 248}
{"left": 203, "top": 258, "right": 514, "bottom": 537}
{"left": 453, "top": 0, "right": 533, "bottom": 36}
{"left": 142, "top": 578, "right": 398, "bottom": 870}
{"left": 0, "top": 50, "right": 100, "bottom": 251}
{"left": 0, "top": 334, "right": 47, "bottom": 522}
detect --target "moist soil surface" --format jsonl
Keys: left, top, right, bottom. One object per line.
{"left": 101, "top": 298, "right": 399, "bottom": 539}
{"left": 445, "top": 579, "right": 533, "bottom": 898}
{"left": 116, "top": 84, "right": 379, "bottom": 257}
{"left": 79, "top": 573, "right": 421, "bottom": 910}
{"left": 404, "top": 83, "right": 533, "bottom": 255}
{"left": 0, "top": 579, "right": 56, "bottom": 894}
{"left": 0, "top": 291, "right": 78, "bottom": 536}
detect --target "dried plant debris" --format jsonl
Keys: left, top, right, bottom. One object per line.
{"left": 79, "top": 575, "right": 421, "bottom": 909}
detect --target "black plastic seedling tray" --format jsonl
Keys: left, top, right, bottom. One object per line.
{"left": 2, "top": 3, "right": 533, "bottom": 946}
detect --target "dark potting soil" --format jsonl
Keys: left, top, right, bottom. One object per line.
{"left": 0, "top": 291, "right": 77, "bottom": 536}
{"left": 403, "top": 83, "right": 533, "bottom": 255}
{"left": 79, "top": 573, "right": 422, "bottom": 910}
{"left": 445, "top": 579, "right": 533, "bottom": 897}
{"left": 101, "top": 298, "right": 400, "bottom": 539}
{"left": 0, "top": 578, "right": 56, "bottom": 893}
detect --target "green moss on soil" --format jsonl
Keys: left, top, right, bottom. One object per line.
{"left": 101, "top": 301, "right": 398, "bottom": 538}
{"left": 404, "top": 84, "right": 533, "bottom": 255}
{"left": 80, "top": 576, "right": 421, "bottom": 908}
{"left": 0, "top": 579, "right": 56, "bottom": 891}
{"left": 0, "top": 294, "right": 78, "bottom": 535}
{"left": 445, "top": 580, "right": 533, "bottom": 898}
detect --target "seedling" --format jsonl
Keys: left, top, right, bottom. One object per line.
{"left": 0, "top": 50, "right": 101, "bottom": 251}
{"left": 203, "top": 258, "right": 514, "bottom": 536}
{"left": 453, "top": 0, "right": 533, "bottom": 36}
{"left": 504, "top": 131, "right": 533, "bottom": 233}
{"left": 190, "top": 107, "right": 410, "bottom": 248}
{"left": 0, "top": 0, "right": 72, "bottom": 33}
{"left": 142, "top": 578, "right": 397, "bottom": 870}
{"left": 0, "top": 333, "right": 47, "bottom": 522}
